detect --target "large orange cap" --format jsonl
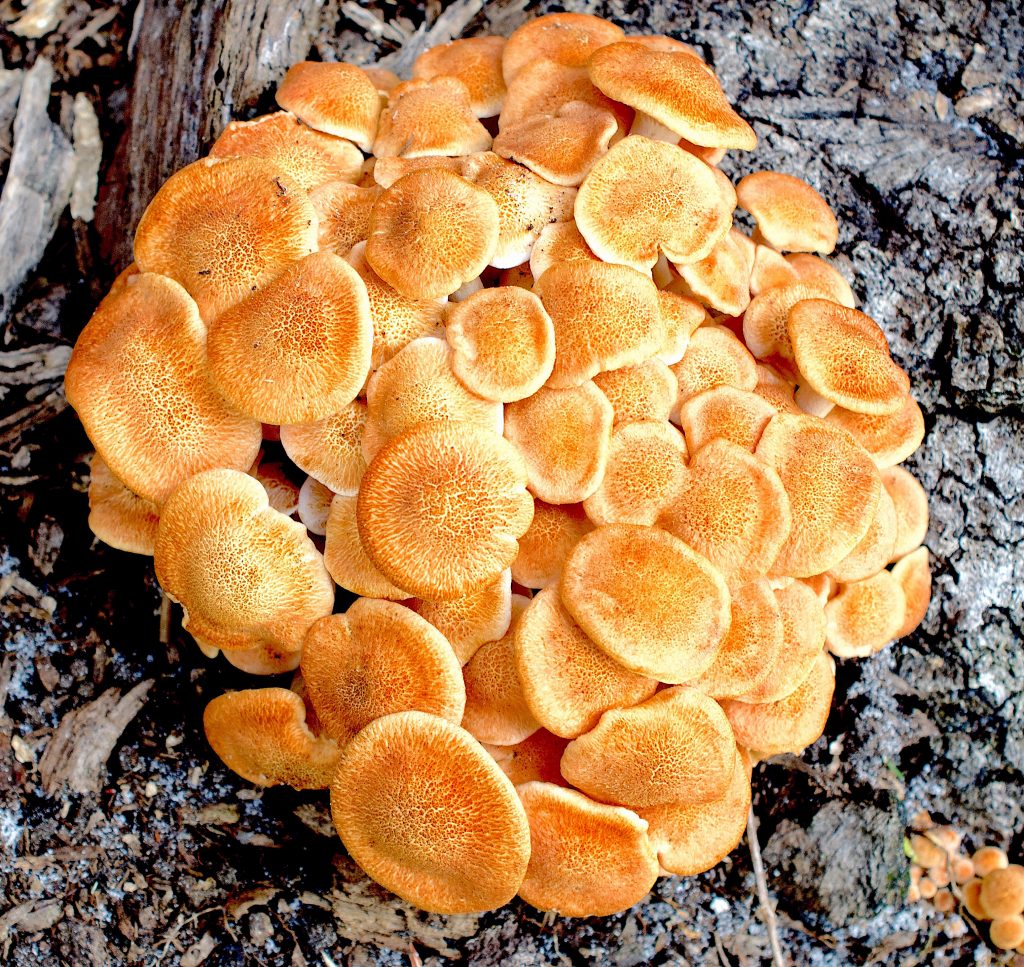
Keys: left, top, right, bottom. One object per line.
{"left": 679, "top": 386, "right": 777, "bottom": 453}
{"left": 65, "top": 274, "right": 262, "bottom": 505}
{"left": 133, "top": 158, "right": 317, "bottom": 322}
{"left": 154, "top": 469, "right": 334, "bottom": 653}
{"left": 561, "top": 523, "right": 731, "bottom": 684}
{"left": 322, "top": 494, "right": 409, "bottom": 600}
{"left": 511, "top": 500, "right": 593, "bottom": 589}
{"left": 373, "top": 77, "right": 492, "bottom": 158}
{"left": 87, "top": 454, "right": 160, "bottom": 555}
{"left": 516, "top": 782, "right": 659, "bottom": 917}
{"left": 825, "top": 395, "right": 926, "bottom": 468}
{"left": 593, "top": 359, "right": 679, "bottom": 426}
{"left": 309, "top": 181, "right": 380, "bottom": 255}
{"left": 736, "top": 171, "right": 839, "bottom": 254}
{"left": 575, "top": 136, "right": 735, "bottom": 272}
{"left": 275, "top": 61, "right": 380, "bottom": 150}
{"left": 825, "top": 569, "right": 907, "bottom": 657}
{"left": 413, "top": 36, "right": 507, "bottom": 117}
{"left": 330, "top": 711, "right": 530, "bottom": 914}
{"left": 502, "top": 13, "right": 625, "bottom": 83}
{"left": 280, "top": 400, "right": 367, "bottom": 496}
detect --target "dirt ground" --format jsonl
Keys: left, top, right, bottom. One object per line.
{"left": 0, "top": 1, "right": 1021, "bottom": 964}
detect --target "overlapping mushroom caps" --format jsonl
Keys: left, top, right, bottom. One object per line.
{"left": 66, "top": 11, "right": 933, "bottom": 921}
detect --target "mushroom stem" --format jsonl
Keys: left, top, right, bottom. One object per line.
{"left": 747, "top": 804, "right": 789, "bottom": 967}
{"left": 159, "top": 591, "right": 172, "bottom": 645}
{"left": 629, "top": 111, "right": 680, "bottom": 144}
{"left": 652, "top": 253, "right": 674, "bottom": 288}
{"left": 794, "top": 383, "right": 835, "bottom": 418}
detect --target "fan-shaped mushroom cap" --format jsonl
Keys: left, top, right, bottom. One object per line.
{"left": 358, "top": 421, "right": 534, "bottom": 601}
{"left": 511, "top": 500, "right": 593, "bottom": 589}
{"left": 461, "top": 595, "right": 538, "bottom": 745}
{"left": 656, "top": 290, "right": 707, "bottom": 365}
{"left": 825, "top": 395, "right": 926, "bottom": 468}
{"left": 371, "top": 155, "right": 466, "bottom": 188}
{"left": 561, "top": 686, "right": 737, "bottom": 807}
{"left": 756, "top": 414, "right": 881, "bottom": 578}
{"left": 561, "top": 524, "right": 731, "bottom": 683}
{"left": 749, "top": 244, "right": 800, "bottom": 294}
{"left": 275, "top": 61, "right": 380, "bottom": 151}
{"left": 252, "top": 460, "right": 300, "bottom": 516}
{"left": 367, "top": 168, "right": 499, "bottom": 299}
{"left": 825, "top": 570, "right": 906, "bottom": 658}
{"left": 204, "top": 687, "right": 340, "bottom": 789}
{"left": 575, "top": 136, "right": 735, "bottom": 272}
{"left": 533, "top": 260, "right": 664, "bottom": 388}
{"left": 301, "top": 600, "right": 465, "bottom": 744}
{"left": 362, "top": 337, "right": 503, "bottom": 462}
{"left": 502, "top": 13, "right": 625, "bottom": 82}
{"left": 721, "top": 649, "right": 835, "bottom": 757}
{"left": 323, "top": 494, "right": 408, "bottom": 599}
{"left": 826, "top": 482, "right": 897, "bottom": 583}
{"left": 413, "top": 36, "right": 507, "bottom": 118}
{"left": 515, "top": 587, "right": 658, "bottom": 739}
{"left": 133, "top": 158, "right": 317, "bottom": 322}
{"left": 310, "top": 181, "right": 380, "bottom": 255}
{"left": 484, "top": 729, "right": 569, "bottom": 786}
{"left": 206, "top": 251, "right": 373, "bottom": 425}
{"left": 413, "top": 569, "right": 513, "bottom": 665}
{"left": 788, "top": 300, "right": 910, "bottom": 416}
{"left": 593, "top": 360, "right": 679, "bottom": 425}
{"left": 589, "top": 43, "right": 756, "bottom": 150}
{"left": 679, "top": 386, "right": 777, "bottom": 453}
{"left": 785, "top": 253, "right": 856, "bottom": 308}
{"left": 670, "top": 326, "right": 758, "bottom": 406}
{"left": 280, "top": 401, "right": 367, "bottom": 497}
{"left": 673, "top": 228, "right": 755, "bottom": 316}
{"left": 297, "top": 476, "right": 333, "bottom": 536}
{"left": 209, "top": 111, "right": 363, "bottom": 192}
{"left": 990, "top": 916, "right": 1024, "bottom": 951}
{"left": 980, "top": 866, "right": 1024, "bottom": 919}
{"left": 753, "top": 363, "right": 801, "bottom": 414}
{"left": 65, "top": 275, "right": 262, "bottom": 504}
{"left": 639, "top": 749, "right": 752, "bottom": 876}
{"left": 741, "top": 281, "right": 838, "bottom": 371}
{"left": 583, "top": 420, "right": 689, "bottom": 526}
{"left": 504, "top": 382, "right": 613, "bottom": 505}
{"left": 690, "top": 580, "right": 785, "bottom": 699}
{"left": 493, "top": 101, "right": 618, "bottom": 187}
{"left": 516, "top": 782, "right": 659, "bottom": 917}
{"left": 445, "top": 287, "right": 556, "bottom": 402}
{"left": 891, "top": 546, "right": 931, "bottom": 639}
{"left": 330, "top": 711, "right": 530, "bottom": 914}
{"left": 657, "top": 439, "right": 792, "bottom": 587}
{"left": 155, "top": 470, "right": 333, "bottom": 652}
{"left": 529, "top": 221, "right": 600, "bottom": 279}
{"left": 882, "top": 467, "right": 929, "bottom": 561}
{"left": 87, "top": 454, "right": 160, "bottom": 555}
{"left": 736, "top": 171, "right": 839, "bottom": 254}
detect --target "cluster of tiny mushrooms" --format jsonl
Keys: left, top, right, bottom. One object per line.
{"left": 67, "top": 13, "right": 933, "bottom": 919}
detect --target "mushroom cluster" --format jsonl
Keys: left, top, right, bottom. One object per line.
{"left": 68, "top": 13, "right": 933, "bottom": 917}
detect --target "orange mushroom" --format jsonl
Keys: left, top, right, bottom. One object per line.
{"left": 275, "top": 61, "right": 381, "bottom": 151}
{"left": 87, "top": 454, "right": 160, "bottom": 555}
{"left": 736, "top": 171, "right": 839, "bottom": 254}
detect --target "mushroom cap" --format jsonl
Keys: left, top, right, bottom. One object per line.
{"left": 221, "top": 641, "right": 302, "bottom": 676}
{"left": 891, "top": 546, "right": 931, "bottom": 639}
{"left": 720, "top": 649, "right": 835, "bottom": 757}
{"left": 679, "top": 386, "right": 777, "bottom": 453}
{"left": 529, "top": 220, "right": 600, "bottom": 280}
{"left": 639, "top": 748, "right": 752, "bottom": 876}
{"left": 362, "top": 336, "right": 503, "bottom": 462}
{"left": 280, "top": 400, "right": 367, "bottom": 496}
{"left": 301, "top": 599, "right": 465, "bottom": 744}
{"left": 413, "top": 569, "right": 514, "bottom": 665}
{"left": 357, "top": 421, "right": 534, "bottom": 601}
{"left": 65, "top": 274, "right": 262, "bottom": 505}
{"left": 741, "top": 281, "right": 838, "bottom": 371}
{"left": 493, "top": 101, "right": 618, "bottom": 187}
{"left": 87, "top": 454, "right": 160, "bottom": 555}
{"left": 788, "top": 300, "right": 910, "bottom": 416}
{"left": 575, "top": 136, "right": 735, "bottom": 272}
{"left": 275, "top": 61, "right": 381, "bottom": 151}
{"left": 361, "top": 65, "right": 401, "bottom": 97}
{"left": 503, "top": 382, "right": 614, "bottom": 505}
{"left": 755, "top": 413, "right": 881, "bottom": 578}
{"left": 323, "top": 494, "right": 409, "bottom": 600}
{"left": 461, "top": 595, "right": 539, "bottom": 746}
{"left": 825, "top": 395, "right": 926, "bottom": 468}
{"left": 689, "top": 580, "right": 785, "bottom": 700}
{"left": 736, "top": 171, "right": 839, "bottom": 254}
{"left": 593, "top": 359, "right": 679, "bottom": 425}
{"left": 582, "top": 420, "right": 689, "bottom": 526}
{"left": 973, "top": 847, "right": 1010, "bottom": 879}
{"left": 511, "top": 500, "right": 593, "bottom": 589}
{"left": 560, "top": 685, "right": 738, "bottom": 808}
{"left": 882, "top": 466, "right": 930, "bottom": 561}
{"left": 252, "top": 459, "right": 300, "bottom": 516}
{"left": 204, "top": 687, "right": 339, "bottom": 789}
{"left": 366, "top": 168, "right": 500, "bottom": 299}
{"left": 309, "top": 181, "right": 380, "bottom": 255}
{"left": 533, "top": 260, "right": 665, "bottom": 388}
{"left": 989, "top": 915, "right": 1024, "bottom": 951}
{"left": 133, "top": 158, "right": 317, "bottom": 322}
{"left": 516, "top": 782, "right": 659, "bottom": 917}
{"left": 484, "top": 729, "right": 569, "bottom": 786}
{"left": 561, "top": 523, "right": 731, "bottom": 684}
{"left": 828, "top": 484, "right": 897, "bottom": 583}
{"left": 515, "top": 586, "right": 658, "bottom": 739}
{"left": 589, "top": 43, "right": 757, "bottom": 150}
{"left": 208, "top": 111, "right": 363, "bottom": 192}
{"left": 657, "top": 438, "right": 792, "bottom": 587}
{"left": 749, "top": 244, "right": 801, "bottom": 295}
{"left": 297, "top": 476, "right": 333, "bottom": 536}
{"left": 655, "top": 290, "right": 707, "bottom": 365}
{"left": 206, "top": 251, "right": 373, "bottom": 425}
{"left": 753, "top": 362, "right": 801, "bottom": 414}
{"left": 670, "top": 325, "right": 758, "bottom": 405}
{"left": 155, "top": 469, "right": 334, "bottom": 653}
{"left": 980, "top": 866, "right": 1024, "bottom": 919}
{"left": 962, "top": 878, "right": 988, "bottom": 919}
{"left": 372, "top": 154, "right": 466, "bottom": 188}
{"left": 502, "top": 13, "right": 625, "bottom": 83}
{"left": 785, "top": 253, "right": 856, "bottom": 308}
{"left": 674, "top": 228, "right": 755, "bottom": 316}
{"left": 413, "top": 36, "right": 507, "bottom": 117}
{"left": 445, "top": 286, "right": 556, "bottom": 402}
{"left": 330, "top": 710, "right": 530, "bottom": 914}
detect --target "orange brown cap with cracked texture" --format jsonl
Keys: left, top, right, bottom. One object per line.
{"left": 280, "top": 400, "right": 367, "bottom": 497}
{"left": 826, "top": 570, "right": 907, "bottom": 657}
{"left": 882, "top": 466, "right": 929, "bottom": 561}
{"left": 221, "top": 641, "right": 302, "bottom": 676}
{"left": 276, "top": 61, "right": 381, "bottom": 151}
{"left": 309, "top": 181, "right": 380, "bottom": 255}
{"left": 670, "top": 325, "right": 758, "bottom": 406}
{"left": 373, "top": 77, "right": 492, "bottom": 158}
{"left": 372, "top": 155, "right": 466, "bottom": 189}
{"left": 749, "top": 244, "right": 801, "bottom": 295}
{"left": 323, "top": 494, "right": 409, "bottom": 600}
{"left": 828, "top": 482, "right": 898, "bottom": 584}
{"left": 330, "top": 710, "right": 530, "bottom": 914}
{"left": 516, "top": 782, "right": 659, "bottom": 917}
{"left": 656, "top": 290, "right": 707, "bottom": 365}
{"left": 529, "top": 220, "right": 600, "bottom": 280}
{"left": 413, "top": 36, "right": 507, "bottom": 118}
{"left": 741, "top": 280, "right": 838, "bottom": 372}
{"left": 679, "top": 386, "right": 777, "bottom": 453}
{"left": 736, "top": 171, "right": 839, "bottom": 254}
{"left": 891, "top": 547, "right": 931, "bottom": 639}
{"left": 484, "top": 729, "right": 569, "bottom": 787}
{"left": 826, "top": 395, "right": 926, "bottom": 469}
{"left": 673, "top": 228, "right": 755, "bottom": 317}
{"left": 511, "top": 500, "right": 593, "bottom": 589}
{"left": 593, "top": 360, "right": 679, "bottom": 426}
{"left": 785, "top": 253, "right": 856, "bottom": 308}
{"left": 561, "top": 523, "right": 731, "bottom": 684}
{"left": 87, "top": 454, "right": 160, "bottom": 556}
{"left": 502, "top": 13, "right": 625, "bottom": 83}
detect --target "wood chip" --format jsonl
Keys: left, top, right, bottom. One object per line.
{"left": 71, "top": 93, "right": 101, "bottom": 221}
{"left": 0, "top": 898, "right": 64, "bottom": 939}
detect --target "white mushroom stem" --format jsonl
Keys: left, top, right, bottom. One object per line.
{"left": 652, "top": 253, "right": 675, "bottom": 288}
{"left": 629, "top": 111, "right": 681, "bottom": 144}
{"left": 794, "top": 383, "right": 836, "bottom": 418}
{"left": 451, "top": 276, "right": 484, "bottom": 302}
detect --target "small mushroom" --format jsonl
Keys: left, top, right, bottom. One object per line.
{"left": 827, "top": 484, "right": 898, "bottom": 583}
{"left": 484, "top": 729, "right": 570, "bottom": 786}
{"left": 309, "top": 181, "right": 381, "bottom": 255}
{"left": 825, "top": 395, "right": 926, "bottom": 469}
{"left": 974, "top": 846, "right": 1009, "bottom": 878}
{"left": 593, "top": 359, "right": 679, "bottom": 425}
{"left": 980, "top": 865, "right": 1024, "bottom": 919}
{"left": 413, "top": 36, "right": 507, "bottom": 118}
{"left": 280, "top": 400, "right": 368, "bottom": 496}
{"left": 736, "top": 171, "right": 839, "bottom": 254}
{"left": 881, "top": 466, "right": 930, "bottom": 561}
{"left": 890, "top": 547, "right": 931, "bottom": 640}
{"left": 678, "top": 386, "right": 777, "bottom": 453}
{"left": 826, "top": 570, "right": 907, "bottom": 657}
{"left": 296, "top": 476, "right": 333, "bottom": 536}
{"left": 510, "top": 500, "right": 593, "bottom": 589}
{"left": 323, "top": 494, "right": 409, "bottom": 600}
{"left": 502, "top": 13, "right": 625, "bottom": 83}
{"left": 670, "top": 325, "right": 758, "bottom": 406}
{"left": 414, "top": 569, "right": 514, "bottom": 665}
{"left": 275, "top": 61, "right": 381, "bottom": 151}
{"left": 673, "top": 228, "right": 755, "bottom": 316}
{"left": 87, "top": 454, "right": 160, "bottom": 555}
{"left": 529, "top": 220, "right": 600, "bottom": 279}
{"left": 785, "top": 253, "right": 856, "bottom": 307}
{"left": 989, "top": 916, "right": 1024, "bottom": 951}
{"left": 655, "top": 290, "right": 708, "bottom": 365}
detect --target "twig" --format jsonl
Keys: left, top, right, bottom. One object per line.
{"left": 159, "top": 592, "right": 172, "bottom": 645}
{"left": 747, "top": 805, "right": 788, "bottom": 967}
